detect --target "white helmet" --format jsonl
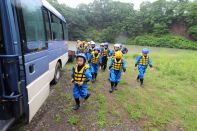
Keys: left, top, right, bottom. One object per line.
{"left": 119, "top": 43, "right": 123, "bottom": 48}
{"left": 100, "top": 43, "right": 104, "bottom": 46}
{"left": 90, "top": 41, "right": 96, "bottom": 45}
{"left": 114, "top": 44, "right": 120, "bottom": 48}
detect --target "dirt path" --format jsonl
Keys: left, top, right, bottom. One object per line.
{"left": 11, "top": 64, "right": 142, "bottom": 131}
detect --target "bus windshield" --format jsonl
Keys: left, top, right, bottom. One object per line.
{"left": 0, "top": 12, "right": 4, "bottom": 54}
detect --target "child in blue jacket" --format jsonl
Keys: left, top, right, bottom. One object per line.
{"left": 135, "top": 48, "right": 154, "bottom": 88}
{"left": 71, "top": 53, "right": 92, "bottom": 110}
{"left": 109, "top": 51, "right": 126, "bottom": 93}
{"left": 89, "top": 47, "right": 101, "bottom": 82}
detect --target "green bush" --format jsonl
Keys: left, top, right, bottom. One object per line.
{"left": 188, "top": 25, "right": 197, "bottom": 40}
{"left": 153, "top": 23, "right": 169, "bottom": 36}
{"left": 127, "top": 35, "right": 197, "bottom": 50}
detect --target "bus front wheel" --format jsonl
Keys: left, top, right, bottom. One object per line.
{"left": 52, "top": 62, "right": 61, "bottom": 84}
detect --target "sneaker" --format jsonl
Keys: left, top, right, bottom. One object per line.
{"left": 140, "top": 84, "right": 144, "bottom": 88}
{"left": 73, "top": 105, "right": 80, "bottom": 110}
{"left": 109, "top": 88, "right": 114, "bottom": 93}
{"left": 85, "top": 94, "right": 91, "bottom": 101}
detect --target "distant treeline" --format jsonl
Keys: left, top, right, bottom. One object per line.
{"left": 48, "top": 0, "right": 197, "bottom": 49}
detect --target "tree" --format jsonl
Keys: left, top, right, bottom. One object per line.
{"left": 188, "top": 25, "right": 197, "bottom": 40}
{"left": 47, "top": 0, "right": 197, "bottom": 42}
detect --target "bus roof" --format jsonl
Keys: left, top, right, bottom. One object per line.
{"left": 42, "top": 0, "right": 66, "bottom": 22}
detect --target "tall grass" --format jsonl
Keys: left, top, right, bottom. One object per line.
{"left": 116, "top": 49, "right": 197, "bottom": 130}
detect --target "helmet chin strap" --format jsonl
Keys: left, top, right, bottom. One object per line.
{"left": 95, "top": 53, "right": 98, "bottom": 56}
{"left": 116, "top": 58, "right": 121, "bottom": 61}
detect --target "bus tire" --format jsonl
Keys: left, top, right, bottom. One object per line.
{"left": 52, "top": 62, "right": 61, "bottom": 84}
{"left": 70, "top": 55, "right": 75, "bottom": 63}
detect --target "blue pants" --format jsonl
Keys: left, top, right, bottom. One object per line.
{"left": 99, "top": 56, "right": 103, "bottom": 65}
{"left": 110, "top": 69, "right": 122, "bottom": 83}
{"left": 90, "top": 63, "right": 99, "bottom": 74}
{"left": 87, "top": 53, "right": 91, "bottom": 62}
{"left": 73, "top": 83, "right": 88, "bottom": 99}
{"left": 138, "top": 65, "right": 147, "bottom": 79}
{"left": 84, "top": 53, "right": 89, "bottom": 60}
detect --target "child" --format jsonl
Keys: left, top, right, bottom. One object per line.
{"left": 109, "top": 51, "right": 126, "bottom": 93}
{"left": 99, "top": 43, "right": 105, "bottom": 69}
{"left": 84, "top": 42, "right": 89, "bottom": 58}
{"left": 89, "top": 41, "right": 96, "bottom": 54}
{"left": 89, "top": 48, "right": 101, "bottom": 82}
{"left": 76, "top": 41, "right": 84, "bottom": 54}
{"left": 135, "top": 48, "right": 153, "bottom": 88}
{"left": 101, "top": 42, "right": 110, "bottom": 71}
{"left": 120, "top": 44, "right": 128, "bottom": 54}
{"left": 71, "top": 53, "right": 92, "bottom": 110}
{"left": 87, "top": 41, "right": 96, "bottom": 62}
{"left": 110, "top": 44, "right": 120, "bottom": 58}
{"left": 108, "top": 44, "right": 120, "bottom": 81}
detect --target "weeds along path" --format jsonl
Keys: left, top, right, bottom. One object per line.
{"left": 13, "top": 62, "right": 140, "bottom": 131}
{"left": 94, "top": 69, "right": 141, "bottom": 130}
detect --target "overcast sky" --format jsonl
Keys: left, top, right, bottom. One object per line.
{"left": 57, "top": 0, "right": 158, "bottom": 9}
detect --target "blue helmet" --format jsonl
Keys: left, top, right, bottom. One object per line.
{"left": 142, "top": 48, "right": 149, "bottom": 54}
{"left": 76, "top": 53, "right": 87, "bottom": 62}
{"left": 104, "top": 42, "right": 109, "bottom": 47}
{"left": 94, "top": 47, "right": 100, "bottom": 52}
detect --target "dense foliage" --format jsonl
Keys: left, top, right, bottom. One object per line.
{"left": 127, "top": 35, "right": 197, "bottom": 50}
{"left": 48, "top": 0, "right": 197, "bottom": 49}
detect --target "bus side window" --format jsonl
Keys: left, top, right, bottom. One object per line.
{"left": 19, "top": 0, "right": 46, "bottom": 53}
{"left": 63, "top": 23, "right": 68, "bottom": 40}
{"left": 51, "top": 14, "right": 63, "bottom": 41}
{"left": 0, "top": 14, "right": 4, "bottom": 54}
{"left": 43, "top": 9, "right": 51, "bottom": 41}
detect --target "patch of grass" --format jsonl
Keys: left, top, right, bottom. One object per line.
{"left": 67, "top": 115, "right": 79, "bottom": 125}
{"left": 63, "top": 107, "right": 72, "bottom": 115}
{"left": 79, "top": 125, "right": 86, "bottom": 131}
{"left": 96, "top": 110, "right": 107, "bottom": 127}
{"left": 42, "top": 128, "right": 47, "bottom": 131}
{"left": 113, "top": 46, "right": 197, "bottom": 130}
{"left": 54, "top": 114, "right": 61, "bottom": 124}
{"left": 119, "top": 79, "right": 128, "bottom": 85}
{"left": 96, "top": 93, "right": 107, "bottom": 128}
{"left": 126, "top": 105, "right": 142, "bottom": 121}
{"left": 60, "top": 45, "right": 197, "bottom": 130}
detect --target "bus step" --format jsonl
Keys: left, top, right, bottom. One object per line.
{"left": 0, "top": 118, "right": 15, "bottom": 131}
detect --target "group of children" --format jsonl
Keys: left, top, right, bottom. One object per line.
{"left": 71, "top": 40, "right": 153, "bottom": 110}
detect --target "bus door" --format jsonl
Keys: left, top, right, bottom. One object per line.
{"left": 15, "top": 0, "right": 50, "bottom": 121}
{"left": 0, "top": 0, "right": 27, "bottom": 130}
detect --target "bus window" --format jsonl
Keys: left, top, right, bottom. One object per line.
{"left": 20, "top": 0, "right": 46, "bottom": 53}
{"left": 63, "top": 23, "right": 68, "bottom": 40}
{"left": 51, "top": 14, "right": 63, "bottom": 40}
{"left": 0, "top": 14, "right": 4, "bottom": 54}
{"left": 43, "top": 9, "right": 51, "bottom": 41}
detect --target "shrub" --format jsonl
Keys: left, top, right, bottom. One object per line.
{"left": 127, "top": 35, "right": 197, "bottom": 50}
{"left": 153, "top": 23, "right": 169, "bottom": 36}
{"left": 188, "top": 25, "right": 197, "bottom": 40}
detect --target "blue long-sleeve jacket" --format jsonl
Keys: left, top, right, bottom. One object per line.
{"left": 135, "top": 55, "right": 152, "bottom": 67}
{"left": 89, "top": 53, "right": 101, "bottom": 63}
{"left": 109, "top": 50, "right": 115, "bottom": 57}
{"left": 109, "top": 58, "right": 126, "bottom": 71}
{"left": 76, "top": 48, "right": 84, "bottom": 54}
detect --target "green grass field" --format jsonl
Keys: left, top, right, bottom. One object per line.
{"left": 67, "top": 45, "right": 197, "bottom": 130}
{"left": 15, "top": 45, "right": 197, "bottom": 131}
{"left": 114, "top": 46, "right": 197, "bottom": 130}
